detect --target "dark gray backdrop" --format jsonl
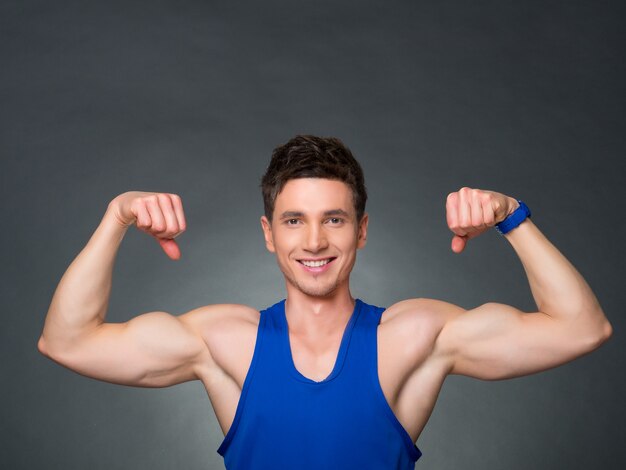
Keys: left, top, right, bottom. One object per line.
{"left": 2, "top": 1, "right": 624, "bottom": 469}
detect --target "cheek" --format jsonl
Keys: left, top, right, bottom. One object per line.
{"left": 273, "top": 234, "right": 297, "bottom": 254}
{"left": 340, "top": 232, "right": 360, "bottom": 249}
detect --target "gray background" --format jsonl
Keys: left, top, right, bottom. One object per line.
{"left": 2, "top": 0, "right": 624, "bottom": 469}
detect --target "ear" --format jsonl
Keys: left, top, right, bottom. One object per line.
{"left": 260, "top": 215, "right": 275, "bottom": 253}
{"left": 357, "top": 213, "right": 368, "bottom": 249}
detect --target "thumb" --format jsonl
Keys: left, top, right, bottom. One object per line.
{"left": 451, "top": 235, "right": 467, "bottom": 254}
{"left": 157, "top": 238, "right": 181, "bottom": 260}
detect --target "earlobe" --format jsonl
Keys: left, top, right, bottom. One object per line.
{"left": 260, "top": 216, "right": 276, "bottom": 253}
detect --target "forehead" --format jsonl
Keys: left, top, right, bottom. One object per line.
{"left": 274, "top": 178, "right": 354, "bottom": 214}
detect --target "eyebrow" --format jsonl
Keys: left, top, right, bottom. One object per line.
{"left": 278, "top": 209, "right": 351, "bottom": 220}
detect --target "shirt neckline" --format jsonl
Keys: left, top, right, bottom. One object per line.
{"left": 278, "top": 298, "right": 362, "bottom": 384}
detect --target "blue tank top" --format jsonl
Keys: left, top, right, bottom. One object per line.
{"left": 217, "top": 299, "right": 422, "bottom": 469}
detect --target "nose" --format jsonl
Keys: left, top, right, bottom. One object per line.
{"left": 303, "top": 224, "right": 329, "bottom": 253}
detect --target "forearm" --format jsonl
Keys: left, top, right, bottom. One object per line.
{"left": 39, "top": 204, "right": 129, "bottom": 354}
{"left": 505, "top": 218, "right": 611, "bottom": 336}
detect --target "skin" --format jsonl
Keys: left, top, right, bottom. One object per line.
{"left": 38, "top": 180, "right": 612, "bottom": 445}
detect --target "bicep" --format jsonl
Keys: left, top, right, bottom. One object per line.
{"left": 47, "top": 310, "right": 210, "bottom": 387}
{"left": 437, "top": 302, "right": 595, "bottom": 380}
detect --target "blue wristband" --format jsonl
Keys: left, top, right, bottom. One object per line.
{"left": 495, "top": 200, "right": 531, "bottom": 235}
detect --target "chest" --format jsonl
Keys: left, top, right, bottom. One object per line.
{"left": 217, "top": 308, "right": 428, "bottom": 466}
{"left": 288, "top": 319, "right": 437, "bottom": 391}
{"left": 288, "top": 332, "right": 345, "bottom": 382}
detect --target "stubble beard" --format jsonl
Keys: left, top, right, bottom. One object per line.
{"left": 283, "top": 268, "right": 341, "bottom": 298}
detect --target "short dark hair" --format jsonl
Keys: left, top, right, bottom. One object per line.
{"left": 261, "top": 135, "right": 367, "bottom": 223}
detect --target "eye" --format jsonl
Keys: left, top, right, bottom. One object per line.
{"left": 328, "top": 217, "right": 344, "bottom": 225}
{"left": 285, "top": 218, "right": 300, "bottom": 225}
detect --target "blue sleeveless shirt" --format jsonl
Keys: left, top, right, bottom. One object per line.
{"left": 217, "top": 299, "right": 422, "bottom": 469}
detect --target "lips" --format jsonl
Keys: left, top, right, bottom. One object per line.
{"left": 297, "top": 257, "right": 337, "bottom": 272}
{"left": 298, "top": 258, "right": 334, "bottom": 267}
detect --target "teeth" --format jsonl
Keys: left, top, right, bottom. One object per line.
{"left": 301, "top": 259, "right": 332, "bottom": 267}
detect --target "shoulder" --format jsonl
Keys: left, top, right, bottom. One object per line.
{"left": 381, "top": 298, "right": 465, "bottom": 329}
{"left": 179, "top": 303, "right": 260, "bottom": 338}
{"left": 171, "top": 304, "right": 261, "bottom": 393}
{"left": 379, "top": 298, "right": 467, "bottom": 356}
{"left": 373, "top": 298, "right": 466, "bottom": 379}
{"left": 178, "top": 303, "right": 259, "bottom": 352}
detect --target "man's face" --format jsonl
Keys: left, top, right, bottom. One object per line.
{"left": 260, "top": 178, "right": 368, "bottom": 298}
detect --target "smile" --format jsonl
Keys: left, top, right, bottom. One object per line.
{"left": 297, "top": 258, "right": 336, "bottom": 268}
{"left": 298, "top": 258, "right": 336, "bottom": 272}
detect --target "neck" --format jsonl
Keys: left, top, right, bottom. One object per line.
{"left": 284, "top": 285, "right": 356, "bottom": 337}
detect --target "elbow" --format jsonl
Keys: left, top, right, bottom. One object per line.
{"left": 37, "top": 335, "right": 50, "bottom": 357}
{"left": 600, "top": 319, "right": 613, "bottom": 344}
{"left": 37, "top": 334, "right": 64, "bottom": 361}
{"left": 595, "top": 307, "right": 613, "bottom": 345}
{"left": 583, "top": 317, "right": 613, "bottom": 352}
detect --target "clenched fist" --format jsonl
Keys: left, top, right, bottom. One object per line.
{"left": 446, "top": 187, "right": 519, "bottom": 254}
{"left": 108, "top": 191, "right": 187, "bottom": 260}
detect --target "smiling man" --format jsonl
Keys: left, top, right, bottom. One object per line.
{"left": 39, "top": 135, "right": 612, "bottom": 469}
{"left": 262, "top": 178, "right": 363, "bottom": 298}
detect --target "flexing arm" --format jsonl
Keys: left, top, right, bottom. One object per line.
{"left": 38, "top": 192, "right": 213, "bottom": 387}
{"left": 431, "top": 188, "right": 612, "bottom": 380}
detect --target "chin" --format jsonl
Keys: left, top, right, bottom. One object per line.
{"left": 301, "top": 287, "right": 339, "bottom": 298}
{"left": 287, "top": 277, "right": 341, "bottom": 298}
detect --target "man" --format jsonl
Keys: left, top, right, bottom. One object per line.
{"left": 38, "top": 135, "right": 612, "bottom": 469}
